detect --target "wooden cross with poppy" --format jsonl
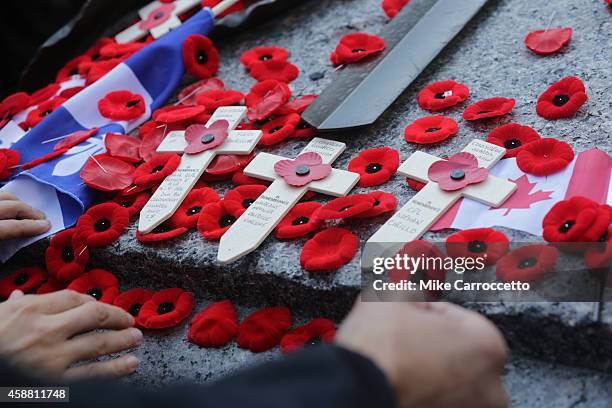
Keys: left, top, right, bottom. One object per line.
{"left": 217, "top": 138, "right": 360, "bottom": 264}
{"left": 138, "top": 106, "right": 262, "bottom": 234}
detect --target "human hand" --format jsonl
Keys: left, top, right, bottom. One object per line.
{"left": 336, "top": 299, "right": 508, "bottom": 408}
{"left": 0, "top": 290, "right": 143, "bottom": 380}
{"left": 0, "top": 192, "right": 51, "bottom": 240}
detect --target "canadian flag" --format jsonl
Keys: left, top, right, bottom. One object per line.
{"left": 431, "top": 148, "right": 611, "bottom": 236}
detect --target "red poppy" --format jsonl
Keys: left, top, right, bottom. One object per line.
{"left": 276, "top": 94, "right": 318, "bottom": 115}
{"left": 348, "top": 147, "right": 399, "bottom": 187}
{"left": 352, "top": 191, "right": 397, "bottom": 218}
{"left": 240, "top": 46, "right": 289, "bottom": 69}
{"left": 301, "top": 228, "right": 358, "bottom": 271}
{"left": 195, "top": 89, "right": 245, "bottom": 113}
{"left": 224, "top": 185, "right": 267, "bottom": 210}
{"left": 55, "top": 128, "right": 99, "bottom": 151}
{"left": 516, "top": 138, "right": 574, "bottom": 176}
{"left": 104, "top": 133, "right": 141, "bottom": 163}
{"left": 382, "top": 0, "right": 411, "bottom": 18}
{"left": 259, "top": 113, "right": 301, "bottom": 146}
{"left": 99, "top": 42, "right": 145, "bottom": 59}
{"left": 98, "top": 90, "right": 146, "bottom": 121}
{"left": 524, "top": 27, "right": 572, "bottom": 55}
{"left": 206, "top": 152, "right": 255, "bottom": 176}
{"left": 232, "top": 169, "right": 270, "bottom": 186}
{"left": 170, "top": 187, "right": 220, "bottom": 228}
{"left": 201, "top": 0, "right": 246, "bottom": 18}
{"left": 404, "top": 115, "right": 458, "bottom": 144}
{"left": 462, "top": 97, "right": 516, "bottom": 120}
{"left": 59, "top": 86, "right": 85, "bottom": 99}
{"left": 74, "top": 203, "right": 130, "bottom": 248}
{"left": 584, "top": 227, "right": 612, "bottom": 274}
{"left": 86, "top": 58, "right": 123, "bottom": 85}
{"left": 67, "top": 269, "right": 120, "bottom": 303}
{"left": 25, "top": 97, "right": 66, "bottom": 128}
{"left": 29, "top": 83, "right": 60, "bottom": 106}
{"left": 317, "top": 194, "right": 376, "bottom": 220}
{"left": 280, "top": 318, "right": 336, "bottom": 355}
{"left": 36, "top": 278, "right": 67, "bottom": 295}
{"left": 188, "top": 300, "right": 238, "bottom": 347}
{"left": 177, "top": 77, "right": 225, "bottom": 106}
{"left": 136, "top": 224, "right": 189, "bottom": 242}
{"left": 445, "top": 228, "right": 509, "bottom": 265}
{"left": 417, "top": 80, "right": 470, "bottom": 112}
{"left": 56, "top": 56, "right": 90, "bottom": 82}
{"left": 197, "top": 200, "right": 245, "bottom": 240}
{"left": 113, "top": 191, "right": 150, "bottom": 217}
{"left": 542, "top": 197, "right": 610, "bottom": 243}
{"left": 139, "top": 121, "right": 184, "bottom": 161}
{"left": 81, "top": 154, "right": 135, "bottom": 192}
{"left": 133, "top": 153, "right": 180, "bottom": 186}
{"left": 0, "top": 267, "right": 47, "bottom": 299}
{"left": 406, "top": 178, "right": 426, "bottom": 191}
{"left": 536, "top": 76, "right": 587, "bottom": 120}
{"left": 275, "top": 152, "right": 332, "bottom": 187}
{"left": 21, "top": 148, "right": 69, "bottom": 171}
{"left": 330, "top": 33, "right": 386, "bottom": 65}
{"left": 249, "top": 60, "right": 299, "bottom": 83}
{"left": 184, "top": 121, "right": 229, "bottom": 154}
{"left": 236, "top": 307, "right": 292, "bottom": 352}
{"left": 0, "top": 149, "right": 20, "bottom": 181}
{"left": 390, "top": 240, "right": 445, "bottom": 298}
{"left": 138, "top": 3, "right": 175, "bottom": 30}
{"left": 486, "top": 124, "right": 540, "bottom": 158}
{"left": 45, "top": 228, "right": 89, "bottom": 282}
{"left": 137, "top": 288, "right": 195, "bottom": 329}
{"left": 246, "top": 80, "right": 292, "bottom": 122}
{"left": 274, "top": 202, "right": 322, "bottom": 239}
{"left": 290, "top": 120, "right": 317, "bottom": 139}
{"left": 496, "top": 244, "right": 557, "bottom": 282}
{"left": 429, "top": 152, "right": 487, "bottom": 191}
{"left": 113, "top": 288, "right": 155, "bottom": 322}
{"left": 182, "top": 34, "right": 220, "bottom": 79}
{"left": 0, "top": 92, "right": 30, "bottom": 120}
{"left": 152, "top": 105, "right": 208, "bottom": 124}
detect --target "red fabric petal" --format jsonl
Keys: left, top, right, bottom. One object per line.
{"left": 45, "top": 228, "right": 89, "bottom": 282}
{"left": 197, "top": 200, "right": 245, "bottom": 240}
{"left": 206, "top": 152, "right": 254, "bottom": 176}
{"left": 55, "top": 128, "right": 99, "bottom": 151}
{"left": 317, "top": 194, "right": 376, "bottom": 220}
{"left": 74, "top": 203, "right": 130, "bottom": 248}
{"left": 137, "top": 288, "right": 195, "bottom": 329}
{"left": 232, "top": 169, "right": 270, "bottom": 186}
{"left": 182, "top": 34, "right": 220, "bottom": 79}
{"left": 133, "top": 153, "right": 180, "bottom": 186}
{"left": 240, "top": 46, "right": 289, "bottom": 69}
{"left": 249, "top": 60, "right": 299, "bottom": 83}
{"left": 536, "top": 76, "right": 587, "bottom": 120}
{"left": 86, "top": 58, "right": 123, "bottom": 85}
{"left": 170, "top": 187, "right": 220, "bottom": 228}
{"left": 524, "top": 27, "right": 572, "bottom": 55}
{"left": 0, "top": 267, "right": 47, "bottom": 299}
{"left": 404, "top": 115, "right": 458, "bottom": 144}
{"left": 56, "top": 55, "right": 90, "bottom": 82}
{"left": 275, "top": 201, "right": 323, "bottom": 239}
{"left": 246, "top": 80, "right": 291, "bottom": 122}
{"left": 352, "top": 191, "right": 397, "bottom": 218}
{"left": 331, "top": 32, "right": 386, "bottom": 65}
{"left": 445, "top": 228, "right": 509, "bottom": 265}
{"left": 104, "top": 133, "right": 142, "bottom": 163}
{"left": 300, "top": 228, "right": 358, "bottom": 272}
{"left": 496, "top": 245, "right": 557, "bottom": 282}
{"left": 25, "top": 97, "right": 66, "bottom": 128}
{"left": 59, "top": 86, "right": 85, "bottom": 99}
{"left": 21, "top": 148, "right": 68, "bottom": 171}
{"left": 29, "top": 83, "right": 60, "bottom": 106}
{"left": 178, "top": 77, "right": 225, "bottom": 106}
{"left": 516, "top": 138, "right": 574, "bottom": 176}
{"left": 80, "top": 154, "right": 135, "bottom": 191}
{"left": 348, "top": 146, "right": 400, "bottom": 187}
{"left": 113, "top": 191, "right": 151, "bottom": 217}
{"left": 67, "top": 269, "right": 120, "bottom": 303}
{"left": 113, "top": 288, "right": 155, "bottom": 322}
{"left": 280, "top": 318, "right": 336, "bottom": 355}
{"left": 153, "top": 105, "right": 208, "bottom": 124}
{"left": 462, "top": 97, "right": 515, "bottom": 120}
{"left": 196, "top": 89, "right": 245, "bottom": 113}
{"left": 417, "top": 80, "right": 470, "bottom": 112}
{"left": 188, "top": 300, "right": 238, "bottom": 347}
{"left": 139, "top": 121, "right": 184, "bottom": 161}
{"left": 0, "top": 149, "right": 20, "bottom": 181}
{"left": 276, "top": 94, "right": 318, "bottom": 115}
{"left": 259, "top": 113, "right": 300, "bottom": 146}
{"left": 486, "top": 124, "right": 540, "bottom": 158}
{"left": 36, "top": 278, "right": 67, "bottom": 295}
{"left": 98, "top": 90, "right": 146, "bottom": 121}
{"left": 390, "top": 241, "right": 445, "bottom": 298}
{"left": 224, "top": 185, "right": 267, "bottom": 211}
{"left": 382, "top": 0, "right": 411, "bottom": 18}
{"left": 136, "top": 224, "right": 189, "bottom": 242}
{"left": 236, "top": 307, "right": 292, "bottom": 352}
{"left": 0, "top": 92, "right": 31, "bottom": 119}
{"left": 542, "top": 196, "right": 609, "bottom": 243}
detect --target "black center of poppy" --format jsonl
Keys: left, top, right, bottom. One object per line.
{"left": 201, "top": 133, "right": 215, "bottom": 144}
{"left": 351, "top": 48, "right": 366, "bottom": 53}
{"left": 259, "top": 54, "right": 273, "bottom": 61}
{"left": 87, "top": 288, "right": 103, "bottom": 300}
{"left": 242, "top": 198, "right": 255, "bottom": 209}
{"left": 292, "top": 216, "right": 309, "bottom": 225}
{"left": 40, "top": 109, "right": 53, "bottom": 117}
{"left": 13, "top": 272, "right": 29, "bottom": 286}
{"left": 152, "top": 224, "right": 170, "bottom": 234}
{"left": 69, "top": 68, "right": 79, "bottom": 76}
{"left": 187, "top": 206, "right": 202, "bottom": 216}
{"left": 518, "top": 257, "right": 537, "bottom": 269}
{"left": 365, "top": 163, "right": 382, "bottom": 173}
{"left": 157, "top": 302, "right": 175, "bottom": 315}
{"left": 504, "top": 139, "right": 521, "bottom": 149}
{"left": 151, "top": 165, "right": 164, "bottom": 173}
{"left": 126, "top": 100, "right": 140, "bottom": 108}
{"left": 450, "top": 169, "right": 465, "bottom": 180}
{"left": 339, "top": 205, "right": 353, "bottom": 212}
{"left": 94, "top": 218, "right": 111, "bottom": 232}
{"left": 196, "top": 51, "right": 208, "bottom": 64}
{"left": 297, "top": 122, "right": 308, "bottom": 129}
{"left": 599, "top": 229, "right": 609, "bottom": 243}
{"left": 268, "top": 126, "right": 283, "bottom": 134}
{"left": 154, "top": 11, "right": 164, "bottom": 19}
{"left": 219, "top": 214, "right": 236, "bottom": 227}
{"left": 467, "top": 240, "right": 487, "bottom": 253}
{"left": 128, "top": 304, "right": 142, "bottom": 317}
{"left": 558, "top": 220, "right": 575, "bottom": 233}
{"left": 91, "top": 53, "right": 100, "bottom": 61}
{"left": 373, "top": 198, "right": 380, "bottom": 206}
{"left": 295, "top": 165, "right": 310, "bottom": 176}
{"left": 305, "top": 336, "right": 322, "bottom": 347}
{"left": 434, "top": 92, "right": 446, "bottom": 99}
{"left": 119, "top": 200, "right": 133, "bottom": 208}
{"left": 553, "top": 94, "right": 570, "bottom": 107}
{"left": 477, "top": 110, "right": 492, "bottom": 114}
{"left": 62, "top": 246, "right": 75, "bottom": 262}
{"left": 425, "top": 127, "right": 441, "bottom": 133}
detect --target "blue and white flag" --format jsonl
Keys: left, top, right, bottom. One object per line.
{"left": 0, "top": 8, "right": 215, "bottom": 261}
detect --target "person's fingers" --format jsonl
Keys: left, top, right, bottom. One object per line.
{"left": 52, "top": 301, "right": 134, "bottom": 337}
{"left": 0, "top": 200, "right": 46, "bottom": 220}
{"left": 9, "top": 289, "right": 24, "bottom": 300}
{"left": 65, "top": 328, "right": 143, "bottom": 362}
{"left": 0, "top": 219, "right": 51, "bottom": 239}
{"left": 0, "top": 192, "right": 18, "bottom": 201}
{"left": 63, "top": 355, "right": 139, "bottom": 381}
{"left": 479, "top": 379, "right": 509, "bottom": 408}
{"left": 31, "top": 290, "right": 95, "bottom": 314}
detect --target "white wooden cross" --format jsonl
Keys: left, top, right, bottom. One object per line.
{"left": 217, "top": 138, "right": 360, "bottom": 264}
{"left": 366, "top": 140, "right": 517, "bottom": 251}
{"left": 138, "top": 106, "right": 262, "bottom": 233}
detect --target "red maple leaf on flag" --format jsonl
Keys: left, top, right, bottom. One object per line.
{"left": 491, "top": 174, "right": 553, "bottom": 216}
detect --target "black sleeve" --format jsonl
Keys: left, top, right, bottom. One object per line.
{"left": 0, "top": 345, "right": 397, "bottom": 408}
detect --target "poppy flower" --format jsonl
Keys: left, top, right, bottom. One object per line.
{"left": 86, "top": 58, "right": 122, "bottom": 85}
{"left": 55, "top": 128, "right": 99, "bottom": 151}
{"left": 45, "top": 228, "right": 89, "bottom": 282}
{"left": 404, "top": 115, "right": 458, "bottom": 144}
{"left": 59, "top": 86, "right": 84, "bottom": 99}
{"left": 104, "top": 133, "right": 141, "bottom": 163}
{"left": 300, "top": 228, "right": 358, "bottom": 271}
{"left": 182, "top": 34, "right": 220, "bottom": 79}
{"left": 137, "top": 288, "right": 195, "bottom": 329}
{"left": 56, "top": 55, "right": 90, "bottom": 82}
{"left": 170, "top": 187, "right": 220, "bottom": 228}
{"left": 330, "top": 33, "right": 386, "bottom": 65}
{"left": 232, "top": 169, "right": 270, "bottom": 186}
{"left": 25, "top": 97, "right": 66, "bottom": 128}
{"left": 259, "top": 113, "right": 301, "bottom": 146}
{"left": 280, "top": 318, "right": 336, "bottom": 355}
{"left": 428, "top": 152, "right": 487, "bottom": 191}
{"left": 206, "top": 152, "right": 255, "bottom": 176}
{"left": 417, "top": 80, "right": 470, "bottom": 112}
{"left": 246, "top": 80, "right": 292, "bottom": 122}
{"left": 462, "top": 97, "right": 516, "bottom": 120}
{"left": 524, "top": 27, "right": 572, "bottom": 55}
{"left": 153, "top": 105, "right": 208, "bottom": 124}
{"left": 138, "top": 3, "right": 175, "bottom": 30}
{"left": 536, "top": 76, "right": 587, "bottom": 120}
{"left": 21, "top": 148, "right": 69, "bottom": 171}
{"left": 178, "top": 77, "right": 225, "bottom": 106}
{"left": 113, "top": 288, "right": 155, "bottom": 321}
{"left": 136, "top": 224, "right": 189, "bottom": 242}
{"left": 67, "top": 269, "right": 120, "bottom": 303}
{"left": 98, "top": 90, "right": 146, "bottom": 121}
{"left": 496, "top": 244, "right": 557, "bottom": 282}
{"left": 99, "top": 42, "right": 145, "bottom": 59}
{"left": 516, "top": 138, "right": 574, "bottom": 176}
{"left": 0, "top": 92, "right": 30, "bottom": 120}
{"left": 80, "top": 154, "right": 135, "bottom": 192}
{"left": 139, "top": 121, "right": 183, "bottom": 161}
{"left": 290, "top": 120, "right": 317, "bottom": 139}
{"left": 584, "top": 228, "right": 612, "bottom": 274}
{"left": 74, "top": 203, "right": 130, "bottom": 248}
{"left": 224, "top": 185, "right": 267, "bottom": 211}
{"left": 317, "top": 194, "right": 376, "bottom": 220}
{"left": 275, "top": 202, "right": 323, "bottom": 239}
{"left": 113, "top": 191, "right": 150, "bottom": 217}
{"left": 445, "top": 228, "right": 509, "bottom": 265}
{"left": 486, "top": 123, "right": 540, "bottom": 158}
{"left": 348, "top": 147, "right": 399, "bottom": 187}
{"left": 276, "top": 94, "right": 318, "bottom": 115}
{"left": 184, "top": 121, "right": 229, "bottom": 154}
{"left": 352, "top": 191, "right": 397, "bottom": 218}
{"left": 133, "top": 153, "right": 180, "bottom": 186}
{"left": 406, "top": 178, "right": 426, "bottom": 191}
{"left": 240, "top": 46, "right": 289, "bottom": 69}
{"left": 0, "top": 149, "right": 20, "bottom": 181}
{"left": 236, "top": 307, "right": 292, "bottom": 352}
{"left": 382, "top": 0, "right": 411, "bottom": 18}
{"left": 249, "top": 60, "right": 299, "bottom": 83}
{"left": 390, "top": 240, "right": 445, "bottom": 298}
{"left": 275, "top": 151, "right": 332, "bottom": 186}
{"left": 196, "top": 90, "right": 245, "bottom": 113}
{"left": 29, "top": 83, "right": 60, "bottom": 106}
{"left": 542, "top": 196, "right": 610, "bottom": 243}
{"left": 197, "top": 200, "right": 245, "bottom": 240}
{"left": 201, "top": 0, "right": 246, "bottom": 18}
{"left": 0, "top": 267, "right": 47, "bottom": 299}
{"left": 36, "top": 278, "right": 67, "bottom": 295}
{"left": 188, "top": 300, "right": 238, "bottom": 347}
